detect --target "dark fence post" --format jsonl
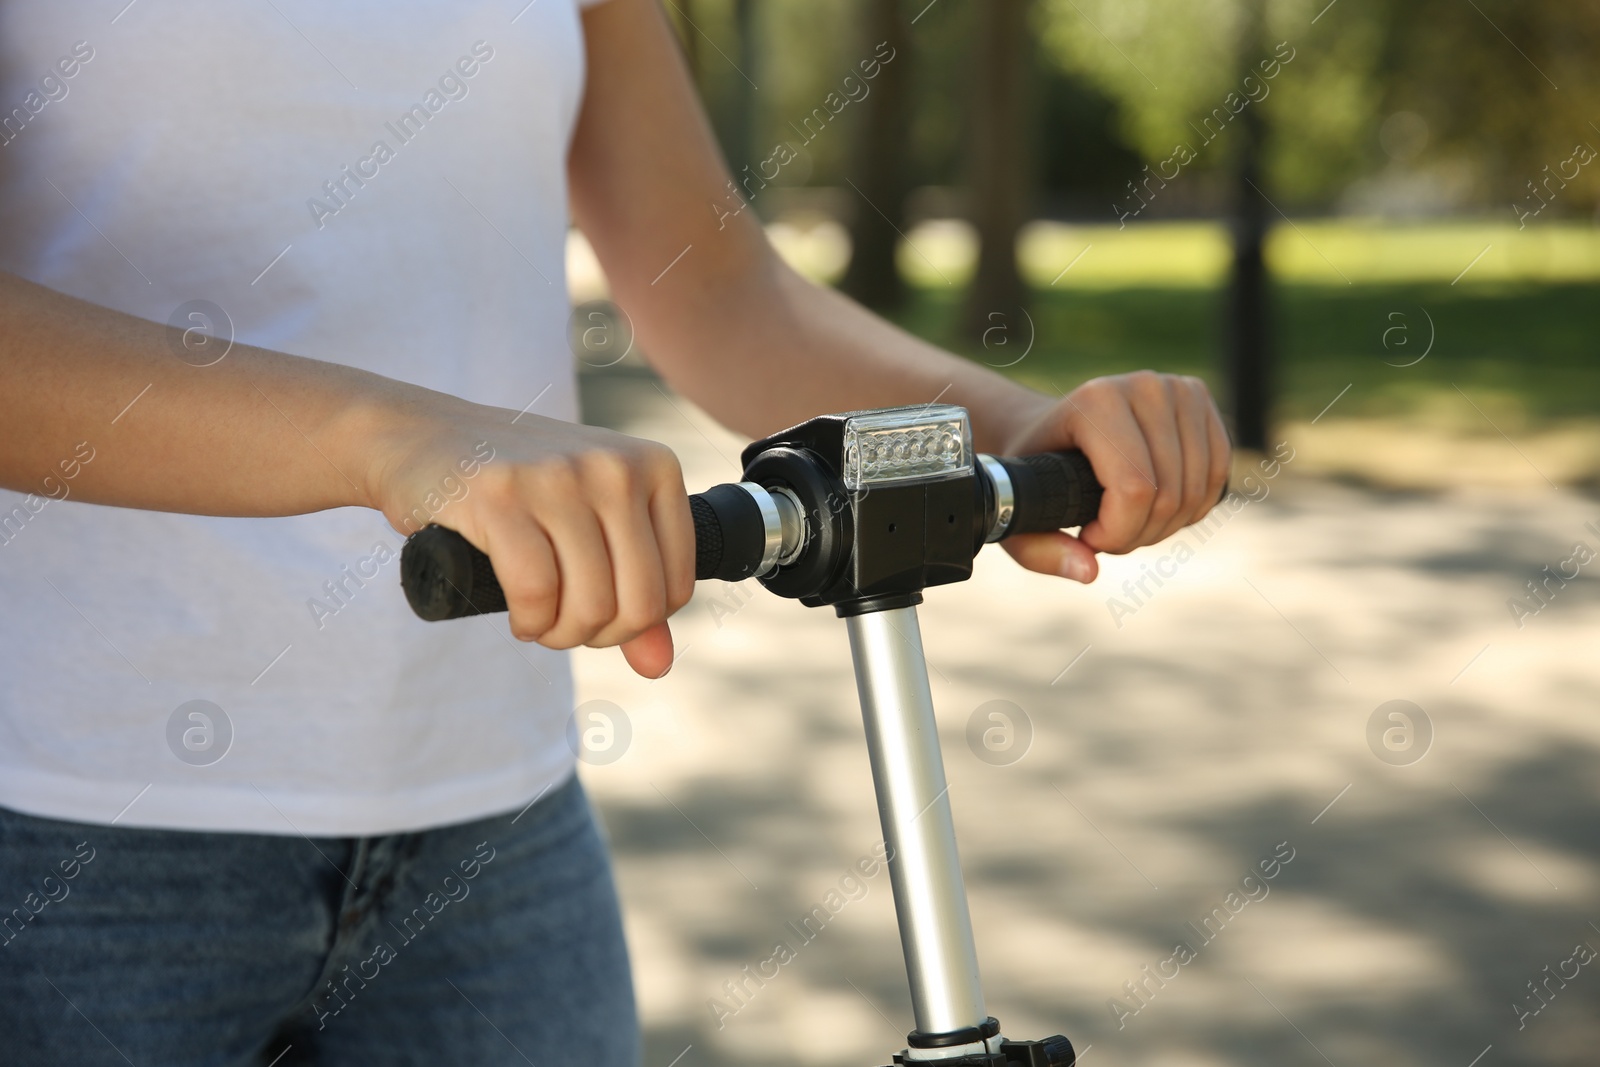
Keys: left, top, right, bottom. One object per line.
{"left": 1225, "top": 3, "right": 1271, "bottom": 452}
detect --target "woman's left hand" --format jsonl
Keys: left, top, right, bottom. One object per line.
{"left": 998, "top": 372, "right": 1231, "bottom": 584}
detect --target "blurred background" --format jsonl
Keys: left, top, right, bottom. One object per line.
{"left": 564, "top": 2, "right": 1600, "bottom": 1065}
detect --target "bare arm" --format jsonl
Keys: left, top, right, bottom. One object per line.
{"left": 0, "top": 271, "right": 693, "bottom": 677}
{"left": 567, "top": 0, "right": 1038, "bottom": 453}
{"left": 569, "top": 0, "right": 1231, "bottom": 583}
{"left": 0, "top": 271, "right": 397, "bottom": 516}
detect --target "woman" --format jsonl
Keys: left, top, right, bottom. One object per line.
{"left": 0, "top": 1, "right": 1228, "bottom": 1063}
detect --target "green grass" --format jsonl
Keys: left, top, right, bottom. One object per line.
{"left": 884, "top": 280, "right": 1600, "bottom": 434}
{"left": 764, "top": 217, "right": 1600, "bottom": 440}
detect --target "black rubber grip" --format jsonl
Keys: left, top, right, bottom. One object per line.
{"left": 400, "top": 486, "right": 770, "bottom": 621}
{"left": 399, "top": 524, "right": 508, "bottom": 621}
{"left": 690, "top": 494, "right": 723, "bottom": 580}
{"left": 998, "top": 450, "right": 1104, "bottom": 536}
{"left": 692, "top": 483, "right": 771, "bottom": 583}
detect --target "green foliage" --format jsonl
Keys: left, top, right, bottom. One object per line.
{"left": 675, "top": 0, "right": 1600, "bottom": 214}
{"left": 1037, "top": 0, "right": 1242, "bottom": 164}
{"left": 750, "top": 0, "right": 858, "bottom": 181}
{"left": 1035, "top": 0, "right": 1388, "bottom": 207}
{"left": 1024, "top": 0, "right": 1600, "bottom": 211}
{"left": 678, "top": 0, "right": 1164, "bottom": 203}
{"left": 1368, "top": 0, "right": 1600, "bottom": 210}
{"left": 1261, "top": 12, "right": 1386, "bottom": 204}
{"left": 673, "top": 0, "right": 858, "bottom": 183}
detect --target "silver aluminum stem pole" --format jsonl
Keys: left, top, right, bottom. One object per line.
{"left": 845, "top": 605, "right": 986, "bottom": 1039}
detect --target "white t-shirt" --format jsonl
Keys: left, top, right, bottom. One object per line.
{"left": 0, "top": 0, "right": 610, "bottom": 835}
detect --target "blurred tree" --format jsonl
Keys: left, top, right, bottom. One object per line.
{"left": 707, "top": 0, "right": 761, "bottom": 178}
{"left": 1033, "top": 0, "right": 1394, "bottom": 211}
{"left": 672, "top": 0, "right": 1600, "bottom": 218}
{"left": 671, "top": 0, "right": 764, "bottom": 184}
{"left": 724, "top": 0, "right": 758, "bottom": 178}
{"left": 1038, "top": 0, "right": 1289, "bottom": 442}
{"left": 1026, "top": 0, "right": 1600, "bottom": 438}
{"left": 1036, "top": 0, "right": 1600, "bottom": 213}
{"left": 1368, "top": 0, "right": 1600, "bottom": 213}
{"left": 1038, "top": 0, "right": 1240, "bottom": 200}
{"left": 901, "top": 0, "right": 972, "bottom": 188}
{"left": 750, "top": 0, "right": 854, "bottom": 185}
{"left": 963, "top": 0, "right": 1033, "bottom": 340}
{"left": 1034, "top": 67, "right": 1144, "bottom": 211}
{"left": 841, "top": 0, "right": 914, "bottom": 310}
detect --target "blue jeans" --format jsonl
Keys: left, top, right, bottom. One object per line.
{"left": 0, "top": 771, "right": 638, "bottom": 1066}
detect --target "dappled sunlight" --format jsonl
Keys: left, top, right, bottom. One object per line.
{"left": 1447, "top": 841, "right": 1596, "bottom": 907}
{"left": 903, "top": 218, "right": 1600, "bottom": 292}
{"left": 1285, "top": 418, "right": 1600, "bottom": 489}
{"left": 1221, "top": 897, "right": 1454, "bottom": 994}
{"left": 767, "top": 219, "right": 852, "bottom": 286}
{"left": 572, "top": 373, "right": 1600, "bottom": 1066}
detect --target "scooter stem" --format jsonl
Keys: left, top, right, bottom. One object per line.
{"left": 846, "top": 604, "right": 987, "bottom": 1045}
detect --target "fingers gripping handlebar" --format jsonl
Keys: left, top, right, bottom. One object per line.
{"left": 399, "top": 449, "right": 1103, "bottom": 623}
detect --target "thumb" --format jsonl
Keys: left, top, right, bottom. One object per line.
{"left": 620, "top": 621, "right": 676, "bottom": 679}
{"left": 1001, "top": 530, "right": 1099, "bottom": 584}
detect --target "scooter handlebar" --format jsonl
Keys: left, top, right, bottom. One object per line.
{"left": 398, "top": 490, "right": 740, "bottom": 622}
{"left": 993, "top": 450, "right": 1104, "bottom": 537}
{"left": 399, "top": 450, "right": 1103, "bottom": 622}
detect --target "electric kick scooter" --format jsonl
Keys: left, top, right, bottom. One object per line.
{"left": 400, "top": 403, "right": 1101, "bottom": 1066}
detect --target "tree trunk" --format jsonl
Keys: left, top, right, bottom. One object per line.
{"left": 1225, "top": 2, "right": 1272, "bottom": 452}
{"left": 841, "top": 0, "right": 913, "bottom": 311}
{"left": 724, "top": 0, "right": 758, "bottom": 180}
{"left": 962, "top": 0, "right": 1031, "bottom": 341}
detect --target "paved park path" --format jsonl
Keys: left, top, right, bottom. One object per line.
{"left": 569, "top": 369, "right": 1600, "bottom": 1067}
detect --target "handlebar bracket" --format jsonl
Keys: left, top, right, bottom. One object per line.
{"left": 737, "top": 407, "right": 984, "bottom": 614}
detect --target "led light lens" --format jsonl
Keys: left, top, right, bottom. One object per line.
{"left": 841, "top": 404, "right": 973, "bottom": 489}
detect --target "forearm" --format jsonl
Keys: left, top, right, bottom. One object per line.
{"left": 619, "top": 248, "right": 1051, "bottom": 455}
{"left": 568, "top": 0, "right": 1045, "bottom": 454}
{"left": 0, "top": 271, "right": 703, "bottom": 677}
{"left": 0, "top": 270, "right": 441, "bottom": 516}
{"left": 570, "top": 0, "right": 1226, "bottom": 590}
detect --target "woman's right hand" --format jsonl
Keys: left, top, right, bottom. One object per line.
{"left": 366, "top": 397, "right": 695, "bottom": 679}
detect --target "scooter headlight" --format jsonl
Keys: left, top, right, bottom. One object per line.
{"left": 841, "top": 404, "right": 972, "bottom": 490}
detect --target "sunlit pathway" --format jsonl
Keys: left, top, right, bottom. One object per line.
{"left": 571, "top": 369, "right": 1600, "bottom": 1067}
